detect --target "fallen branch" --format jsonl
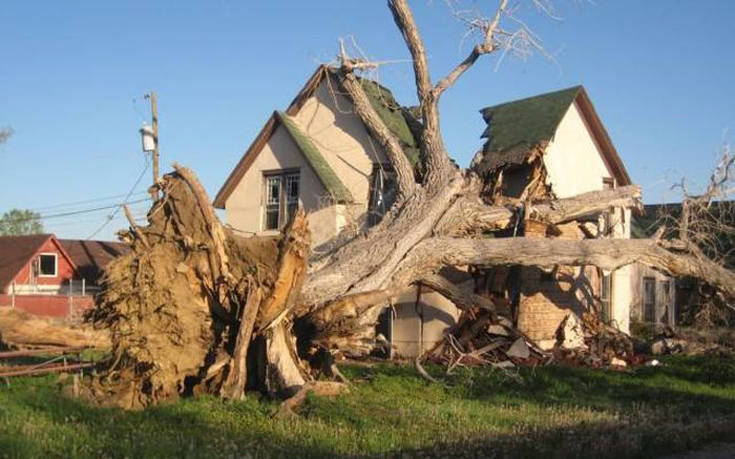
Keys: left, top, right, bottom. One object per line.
{"left": 274, "top": 381, "right": 347, "bottom": 418}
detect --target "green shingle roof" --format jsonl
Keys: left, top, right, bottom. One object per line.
{"left": 275, "top": 111, "right": 354, "bottom": 203}
{"left": 359, "top": 79, "right": 421, "bottom": 167}
{"left": 325, "top": 68, "right": 421, "bottom": 167}
{"left": 476, "top": 86, "right": 582, "bottom": 174}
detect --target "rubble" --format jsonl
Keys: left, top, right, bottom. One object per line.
{"left": 557, "top": 313, "right": 587, "bottom": 350}
{"left": 426, "top": 309, "right": 546, "bottom": 371}
{"left": 506, "top": 338, "right": 530, "bottom": 359}
{"left": 552, "top": 312, "right": 637, "bottom": 368}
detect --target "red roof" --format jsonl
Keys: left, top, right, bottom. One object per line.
{"left": 59, "top": 239, "right": 128, "bottom": 283}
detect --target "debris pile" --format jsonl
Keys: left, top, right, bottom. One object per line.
{"left": 427, "top": 309, "right": 546, "bottom": 372}
{"left": 427, "top": 309, "right": 642, "bottom": 372}
{"left": 552, "top": 312, "right": 637, "bottom": 368}
{"left": 648, "top": 326, "right": 735, "bottom": 357}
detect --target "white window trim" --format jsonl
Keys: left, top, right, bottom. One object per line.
{"left": 261, "top": 169, "right": 300, "bottom": 231}
{"left": 38, "top": 252, "right": 58, "bottom": 278}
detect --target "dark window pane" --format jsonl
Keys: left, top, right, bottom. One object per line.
{"left": 264, "top": 172, "right": 299, "bottom": 231}
{"left": 266, "top": 176, "right": 281, "bottom": 205}
{"left": 600, "top": 274, "right": 612, "bottom": 321}
{"left": 368, "top": 166, "right": 397, "bottom": 226}
{"left": 643, "top": 277, "right": 656, "bottom": 322}
{"left": 265, "top": 207, "right": 280, "bottom": 230}
{"left": 39, "top": 254, "right": 56, "bottom": 276}
{"left": 286, "top": 174, "right": 299, "bottom": 203}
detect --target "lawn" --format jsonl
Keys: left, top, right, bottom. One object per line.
{"left": 1, "top": 355, "right": 734, "bottom": 458}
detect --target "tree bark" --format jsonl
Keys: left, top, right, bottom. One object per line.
{"left": 337, "top": 70, "right": 416, "bottom": 200}
{"left": 395, "top": 237, "right": 735, "bottom": 298}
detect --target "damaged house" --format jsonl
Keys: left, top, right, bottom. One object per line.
{"left": 472, "top": 86, "right": 634, "bottom": 348}
{"left": 215, "top": 68, "right": 634, "bottom": 355}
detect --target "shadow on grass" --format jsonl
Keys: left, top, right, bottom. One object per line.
{"left": 0, "top": 378, "right": 337, "bottom": 458}
{"left": 1, "top": 356, "right": 734, "bottom": 458}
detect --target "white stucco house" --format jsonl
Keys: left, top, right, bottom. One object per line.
{"left": 473, "top": 85, "right": 634, "bottom": 347}
{"left": 214, "top": 69, "right": 635, "bottom": 355}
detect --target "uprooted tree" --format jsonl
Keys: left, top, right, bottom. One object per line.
{"left": 80, "top": 0, "right": 735, "bottom": 408}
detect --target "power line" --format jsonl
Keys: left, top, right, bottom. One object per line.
{"left": 29, "top": 191, "right": 149, "bottom": 212}
{"left": 2, "top": 198, "right": 150, "bottom": 223}
{"left": 41, "top": 212, "right": 148, "bottom": 228}
{"left": 87, "top": 157, "right": 151, "bottom": 240}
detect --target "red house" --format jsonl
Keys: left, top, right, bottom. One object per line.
{"left": 0, "top": 234, "right": 127, "bottom": 318}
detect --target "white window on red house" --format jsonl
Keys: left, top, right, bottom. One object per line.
{"left": 38, "top": 253, "right": 58, "bottom": 277}
{"left": 263, "top": 171, "right": 300, "bottom": 230}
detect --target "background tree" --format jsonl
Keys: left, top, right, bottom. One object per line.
{"left": 0, "top": 209, "right": 44, "bottom": 236}
{"left": 0, "top": 127, "right": 12, "bottom": 144}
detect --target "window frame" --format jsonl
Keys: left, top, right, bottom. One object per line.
{"left": 600, "top": 272, "right": 612, "bottom": 322}
{"left": 262, "top": 168, "right": 300, "bottom": 231}
{"left": 38, "top": 253, "right": 58, "bottom": 278}
{"left": 367, "top": 164, "right": 397, "bottom": 227}
{"left": 642, "top": 276, "right": 656, "bottom": 322}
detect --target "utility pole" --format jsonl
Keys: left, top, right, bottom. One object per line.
{"left": 144, "top": 92, "right": 160, "bottom": 200}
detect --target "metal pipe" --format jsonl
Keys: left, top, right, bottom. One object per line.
{"left": 0, "top": 362, "right": 94, "bottom": 378}
{"left": 0, "top": 346, "right": 90, "bottom": 359}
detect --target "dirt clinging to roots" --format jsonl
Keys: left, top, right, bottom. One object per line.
{"left": 85, "top": 168, "right": 280, "bottom": 409}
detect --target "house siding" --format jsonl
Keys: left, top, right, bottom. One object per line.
{"left": 225, "top": 78, "right": 391, "bottom": 246}
{"left": 292, "top": 78, "right": 389, "bottom": 216}
{"left": 225, "top": 122, "right": 336, "bottom": 245}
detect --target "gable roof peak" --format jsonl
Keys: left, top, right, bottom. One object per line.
{"left": 0, "top": 233, "right": 76, "bottom": 292}
{"left": 475, "top": 85, "right": 631, "bottom": 186}
{"left": 274, "top": 111, "right": 354, "bottom": 203}
{"left": 479, "top": 85, "right": 584, "bottom": 123}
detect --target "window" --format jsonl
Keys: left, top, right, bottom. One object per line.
{"left": 263, "top": 171, "right": 299, "bottom": 230}
{"left": 367, "top": 165, "right": 397, "bottom": 227}
{"left": 643, "top": 277, "right": 656, "bottom": 322}
{"left": 600, "top": 273, "right": 612, "bottom": 322}
{"left": 38, "top": 253, "right": 57, "bottom": 277}
{"left": 658, "top": 280, "right": 671, "bottom": 324}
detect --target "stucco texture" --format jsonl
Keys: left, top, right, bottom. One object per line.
{"left": 224, "top": 77, "right": 389, "bottom": 246}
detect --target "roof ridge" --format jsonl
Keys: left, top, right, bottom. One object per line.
{"left": 275, "top": 111, "right": 354, "bottom": 204}
{"left": 480, "top": 85, "right": 583, "bottom": 119}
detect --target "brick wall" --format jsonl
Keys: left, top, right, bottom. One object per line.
{"left": 516, "top": 220, "right": 601, "bottom": 347}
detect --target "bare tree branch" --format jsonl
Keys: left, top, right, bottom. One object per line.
{"left": 388, "top": 0, "right": 453, "bottom": 185}
{"left": 435, "top": 185, "right": 641, "bottom": 236}
{"left": 434, "top": 0, "right": 509, "bottom": 98}
{"left": 336, "top": 61, "right": 416, "bottom": 200}
{"left": 0, "top": 127, "right": 12, "bottom": 144}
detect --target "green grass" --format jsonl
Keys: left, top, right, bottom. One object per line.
{"left": 1, "top": 355, "right": 734, "bottom": 458}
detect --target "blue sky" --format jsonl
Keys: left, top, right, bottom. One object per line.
{"left": 1, "top": 0, "right": 734, "bottom": 241}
